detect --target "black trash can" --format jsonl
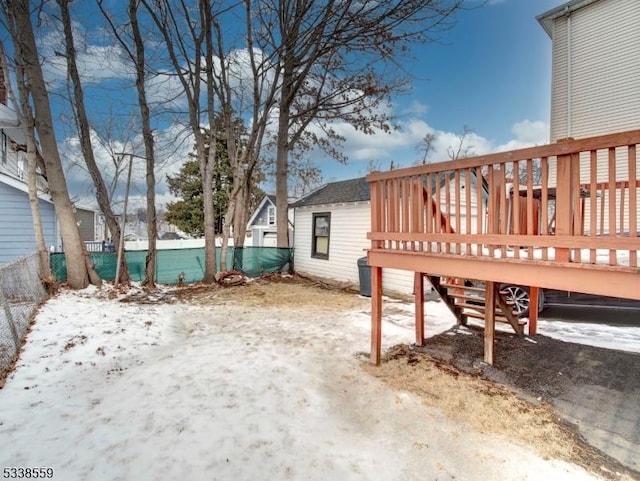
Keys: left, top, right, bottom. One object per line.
{"left": 357, "top": 257, "right": 371, "bottom": 297}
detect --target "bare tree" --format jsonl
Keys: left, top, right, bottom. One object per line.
{"left": 1, "top": 0, "right": 100, "bottom": 289}
{"left": 417, "top": 131, "right": 436, "bottom": 165}
{"left": 257, "top": 0, "right": 468, "bottom": 247}
{"left": 0, "top": 43, "right": 52, "bottom": 280}
{"left": 140, "top": 0, "right": 219, "bottom": 281}
{"left": 447, "top": 125, "right": 475, "bottom": 160}
{"left": 208, "top": 8, "right": 280, "bottom": 270}
{"left": 128, "top": 0, "right": 158, "bottom": 287}
{"left": 97, "top": 0, "right": 160, "bottom": 287}
{"left": 57, "top": 0, "right": 129, "bottom": 284}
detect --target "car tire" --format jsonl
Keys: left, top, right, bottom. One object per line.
{"left": 500, "top": 285, "right": 545, "bottom": 318}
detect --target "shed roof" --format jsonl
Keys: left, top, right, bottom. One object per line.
{"left": 292, "top": 177, "right": 370, "bottom": 207}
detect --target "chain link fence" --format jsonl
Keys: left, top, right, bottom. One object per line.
{"left": 0, "top": 253, "right": 48, "bottom": 384}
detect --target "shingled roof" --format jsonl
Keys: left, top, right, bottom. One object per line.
{"left": 292, "top": 177, "right": 370, "bottom": 207}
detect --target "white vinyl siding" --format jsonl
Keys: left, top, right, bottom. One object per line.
{"left": 569, "top": 0, "right": 640, "bottom": 138}
{"left": 545, "top": 0, "right": 640, "bottom": 233}
{"left": 294, "top": 202, "right": 416, "bottom": 296}
{"left": 438, "top": 176, "right": 483, "bottom": 234}
{"left": 550, "top": 0, "right": 640, "bottom": 142}
{"left": 550, "top": 17, "right": 569, "bottom": 141}
{"left": 0, "top": 179, "right": 57, "bottom": 265}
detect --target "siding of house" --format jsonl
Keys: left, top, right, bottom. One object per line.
{"left": 294, "top": 202, "right": 415, "bottom": 296}
{"left": 75, "top": 208, "right": 95, "bottom": 242}
{"left": 550, "top": 0, "right": 640, "bottom": 142}
{"left": 0, "top": 180, "right": 57, "bottom": 265}
{"left": 438, "top": 176, "right": 483, "bottom": 234}
{"left": 544, "top": 0, "right": 640, "bottom": 233}
{"left": 550, "top": 17, "right": 569, "bottom": 141}
{"left": 248, "top": 200, "right": 276, "bottom": 247}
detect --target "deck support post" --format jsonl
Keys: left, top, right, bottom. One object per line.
{"left": 484, "top": 281, "right": 496, "bottom": 365}
{"left": 555, "top": 152, "right": 579, "bottom": 262}
{"left": 528, "top": 286, "right": 539, "bottom": 336}
{"left": 414, "top": 272, "right": 425, "bottom": 346}
{"left": 370, "top": 266, "right": 383, "bottom": 366}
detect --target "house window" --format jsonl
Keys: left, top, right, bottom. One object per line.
{"left": 1, "top": 132, "right": 6, "bottom": 165}
{"left": 17, "top": 157, "right": 25, "bottom": 180}
{"left": 312, "top": 212, "right": 330, "bottom": 259}
{"left": 268, "top": 206, "right": 275, "bottom": 225}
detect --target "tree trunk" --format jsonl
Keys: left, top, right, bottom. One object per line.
{"left": 8, "top": 0, "right": 97, "bottom": 289}
{"left": 129, "top": 0, "right": 158, "bottom": 288}
{"left": 26, "top": 147, "right": 52, "bottom": 280}
{"left": 201, "top": 146, "right": 217, "bottom": 282}
{"left": 58, "top": 0, "right": 127, "bottom": 284}
{"left": 220, "top": 177, "right": 240, "bottom": 273}
{"left": 275, "top": 99, "right": 291, "bottom": 248}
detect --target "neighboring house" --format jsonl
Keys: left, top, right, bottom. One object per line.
{"left": 74, "top": 205, "right": 99, "bottom": 242}
{"left": 538, "top": 0, "right": 640, "bottom": 143}
{"left": 538, "top": 0, "right": 640, "bottom": 234}
{"left": 0, "top": 103, "right": 59, "bottom": 265}
{"left": 245, "top": 194, "right": 293, "bottom": 247}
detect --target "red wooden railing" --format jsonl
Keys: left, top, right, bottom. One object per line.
{"left": 367, "top": 129, "right": 640, "bottom": 272}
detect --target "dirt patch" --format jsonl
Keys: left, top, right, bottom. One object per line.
{"left": 366, "top": 326, "right": 640, "bottom": 480}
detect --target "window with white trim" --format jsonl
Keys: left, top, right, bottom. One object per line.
{"left": 17, "top": 157, "right": 25, "bottom": 180}
{"left": 267, "top": 205, "right": 275, "bottom": 225}
{"left": 311, "top": 212, "right": 330, "bottom": 259}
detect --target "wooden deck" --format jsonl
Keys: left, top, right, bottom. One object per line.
{"left": 366, "top": 129, "right": 640, "bottom": 365}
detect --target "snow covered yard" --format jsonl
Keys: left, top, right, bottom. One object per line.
{"left": 0, "top": 280, "right": 625, "bottom": 481}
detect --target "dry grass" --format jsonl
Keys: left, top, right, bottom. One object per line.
{"left": 363, "top": 345, "right": 633, "bottom": 481}
{"left": 176, "top": 274, "right": 366, "bottom": 311}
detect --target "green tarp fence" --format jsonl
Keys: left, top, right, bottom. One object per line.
{"left": 50, "top": 247, "right": 293, "bottom": 285}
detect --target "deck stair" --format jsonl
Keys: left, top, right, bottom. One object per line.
{"left": 427, "top": 275, "right": 526, "bottom": 335}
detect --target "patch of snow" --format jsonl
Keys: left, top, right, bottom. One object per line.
{"left": 0, "top": 287, "right": 608, "bottom": 481}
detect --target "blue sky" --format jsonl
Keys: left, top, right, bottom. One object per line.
{"left": 319, "top": 0, "right": 562, "bottom": 182}
{"left": 6, "top": 0, "right": 565, "bottom": 207}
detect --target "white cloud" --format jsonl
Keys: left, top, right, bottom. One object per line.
{"left": 511, "top": 119, "right": 549, "bottom": 144}
{"left": 59, "top": 122, "right": 194, "bottom": 211}
{"left": 495, "top": 119, "right": 549, "bottom": 152}
{"left": 402, "top": 100, "right": 429, "bottom": 115}
{"left": 307, "top": 116, "right": 550, "bottom": 178}
{"left": 39, "top": 21, "right": 134, "bottom": 86}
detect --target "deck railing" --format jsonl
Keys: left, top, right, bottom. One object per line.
{"left": 367, "top": 129, "right": 640, "bottom": 272}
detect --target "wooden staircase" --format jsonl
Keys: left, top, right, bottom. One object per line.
{"left": 426, "top": 275, "right": 526, "bottom": 335}
{"left": 418, "top": 185, "right": 526, "bottom": 335}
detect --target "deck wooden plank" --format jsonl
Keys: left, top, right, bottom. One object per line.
{"left": 484, "top": 281, "right": 496, "bottom": 365}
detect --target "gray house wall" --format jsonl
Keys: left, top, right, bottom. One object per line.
{"left": 0, "top": 179, "right": 57, "bottom": 265}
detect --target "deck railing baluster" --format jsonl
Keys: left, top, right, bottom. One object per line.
{"left": 629, "top": 145, "right": 637, "bottom": 268}
{"left": 608, "top": 148, "right": 616, "bottom": 265}
{"left": 590, "top": 151, "right": 597, "bottom": 263}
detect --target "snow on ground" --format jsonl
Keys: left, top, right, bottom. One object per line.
{"left": 1, "top": 285, "right": 632, "bottom": 481}
{"left": 537, "top": 319, "right": 640, "bottom": 354}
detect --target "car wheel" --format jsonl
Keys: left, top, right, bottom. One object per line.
{"left": 500, "top": 285, "right": 545, "bottom": 318}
